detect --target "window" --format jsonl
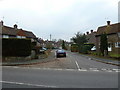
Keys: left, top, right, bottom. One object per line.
{"left": 17, "top": 36, "right": 21, "bottom": 38}
{"left": 21, "top": 36, "right": 26, "bottom": 38}
{"left": 115, "top": 42, "right": 120, "bottom": 48}
{"left": 3, "top": 35, "right": 9, "bottom": 38}
{"left": 108, "top": 43, "right": 111, "bottom": 51}
{"left": 17, "top": 36, "right": 26, "bottom": 39}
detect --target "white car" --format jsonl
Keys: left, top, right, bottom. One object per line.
{"left": 91, "top": 46, "right": 96, "bottom": 51}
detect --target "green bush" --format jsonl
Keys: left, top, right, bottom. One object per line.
{"left": 79, "top": 44, "right": 93, "bottom": 54}
{"left": 2, "top": 38, "right": 31, "bottom": 57}
{"left": 90, "top": 52, "right": 102, "bottom": 56}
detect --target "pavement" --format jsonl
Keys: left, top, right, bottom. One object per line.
{"left": 1, "top": 50, "right": 120, "bottom": 66}
{"left": 1, "top": 51, "right": 56, "bottom": 66}
{"left": 79, "top": 53, "right": 120, "bottom": 66}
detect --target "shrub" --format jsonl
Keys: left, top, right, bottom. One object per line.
{"left": 79, "top": 44, "right": 94, "bottom": 54}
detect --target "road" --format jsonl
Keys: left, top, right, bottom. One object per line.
{"left": 2, "top": 50, "right": 119, "bottom": 88}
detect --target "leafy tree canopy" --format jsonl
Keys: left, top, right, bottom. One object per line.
{"left": 71, "top": 32, "right": 87, "bottom": 46}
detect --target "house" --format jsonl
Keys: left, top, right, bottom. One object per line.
{"left": 85, "top": 30, "right": 97, "bottom": 46}
{"left": 95, "top": 21, "right": 120, "bottom": 54}
{"left": 36, "top": 38, "right": 45, "bottom": 47}
{"left": 0, "top": 21, "right": 37, "bottom": 42}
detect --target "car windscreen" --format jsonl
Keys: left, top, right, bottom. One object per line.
{"left": 57, "top": 50, "right": 65, "bottom": 53}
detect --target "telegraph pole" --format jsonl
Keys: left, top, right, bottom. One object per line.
{"left": 50, "top": 34, "right": 51, "bottom": 41}
{"left": 49, "top": 34, "right": 52, "bottom": 50}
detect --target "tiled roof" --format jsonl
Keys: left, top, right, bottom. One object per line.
{"left": 24, "top": 30, "right": 36, "bottom": 38}
{"left": 86, "top": 32, "right": 97, "bottom": 44}
{"left": 2, "top": 25, "right": 36, "bottom": 38}
{"left": 96, "top": 23, "right": 120, "bottom": 35}
{"left": 2, "top": 26, "right": 16, "bottom": 35}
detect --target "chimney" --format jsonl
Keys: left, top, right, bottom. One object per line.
{"left": 86, "top": 32, "right": 89, "bottom": 35}
{"left": 107, "top": 21, "right": 110, "bottom": 25}
{"left": 91, "top": 30, "right": 93, "bottom": 33}
{"left": 14, "top": 24, "right": 18, "bottom": 29}
{"left": 0, "top": 20, "right": 3, "bottom": 26}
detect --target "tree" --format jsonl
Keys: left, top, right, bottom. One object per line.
{"left": 100, "top": 33, "right": 108, "bottom": 56}
{"left": 71, "top": 32, "right": 87, "bottom": 53}
{"left": 62, "top": 40, "right": 66, "bottom": 50}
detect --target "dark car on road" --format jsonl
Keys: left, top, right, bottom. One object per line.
{"left": 56, "top": 49, "right": 66, "bottom": 58}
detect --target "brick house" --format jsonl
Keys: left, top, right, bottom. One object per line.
{"left": 86, "top": 30, "right": 97, "bottom": 46}
{"left": 96, "top": 21, "right": 120, "bottom": 54}
{"left": 0, "top": 21, "right": 37, "bottom": 42}
{"left": 0, "top": 21, "right": 39, "bottom": 60}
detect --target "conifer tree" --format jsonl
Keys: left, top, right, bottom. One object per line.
{"left": 100, "top": 33, "right": 108, "bottom": 56}
{"left": 62, "top": 40, "right": 66, "bottom": 49}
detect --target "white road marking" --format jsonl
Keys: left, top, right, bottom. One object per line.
{"left": 89, "top": 68, "right": 98, "bottom": 70}
{"left": 112, "top": 69, "right": 120, "bottom": 72}
{"left": 112, "top": 69, "right": 120, "bottom": 71}
{"left": 106, "top": 70, "right": 113, "bottom": 72}
{"left": 115, "top": 71, "right": 120, "bottom": 72}
{"left": 2, "top": 66, "right": 119, "bottom": 72}
{"left": 1, "top": 81, "right": 57, "bottom": 88}
{"left": 89, "top": 68, "right": 99, "bottom": 71}
{"left": 75, "top": 61, "right": 81, "bottom": 71}
{"left": 101, "top": 68, "right": 107, "bottom": 71}
{"left": 79, "top": 69, "right": 87, "bottom": 71}
{"left": 65, "top": 69, "right": 75, "bottom": 71}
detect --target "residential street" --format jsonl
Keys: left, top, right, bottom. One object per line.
{"left": 19, "top": 50, "right": 119, "bottom": 70}
{"left": 1, "top": 0, "right": 120, "bottom": 89}
{"left": 2, "top": 50, "right": 119, "bottom": 88}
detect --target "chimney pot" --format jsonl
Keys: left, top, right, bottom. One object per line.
{"left": 107, "top": 21, "right": 110, "bottom": 25}
{"left": 91, "top": 30, "right": 93, "bottom": 33}
{"left": 86, "top": 32, "right": 89, "bottom": 35}
{"left": 14, "top": 24, "right": 18, "bottom": 29}
{"left": 0, "top": 20, "right": 3, "bottom": 26}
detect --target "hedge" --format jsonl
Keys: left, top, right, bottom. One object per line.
{"left": 2, "top": 38, "right": 31, "bottom": 57}
{"left": 79, "top": 44, "right": 94, "bottom": 54}
{"left": 71, "top": 44, "right": 78, "bottom": 52}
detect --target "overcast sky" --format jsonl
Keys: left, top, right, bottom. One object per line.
{"left": 0, "top": 0, "right": 119, "bottom": 41}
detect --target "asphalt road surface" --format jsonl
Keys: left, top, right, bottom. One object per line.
{"left": 2, "top": 50, "right": 119, "bottom": 88}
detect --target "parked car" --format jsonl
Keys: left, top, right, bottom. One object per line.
{"left": 56, "top": 49, "right": 66, "bottom": 58}
{"left": 39, "top": 47, "right": 47, "bottom": 54}
{"left": 91, "top": 46, "right": 96, "bottom": 51}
